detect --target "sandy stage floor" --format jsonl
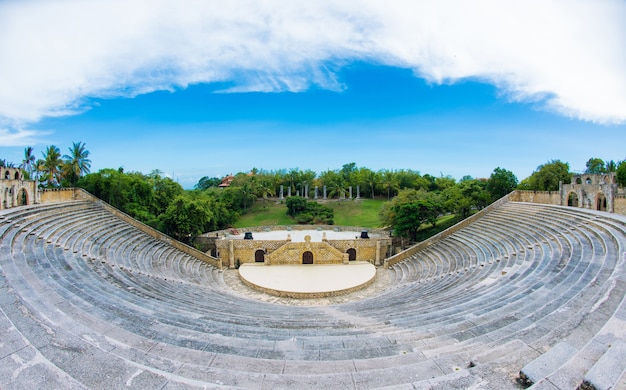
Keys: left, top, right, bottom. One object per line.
{"left": 238, "top": 261, "right": 376, "bottom": 296}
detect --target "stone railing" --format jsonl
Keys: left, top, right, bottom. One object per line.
{"left": 76, "top": 188, "right": 221, "bottom": 269}
{"left": 384, "top": 193, "right": 513, "bottom": 268}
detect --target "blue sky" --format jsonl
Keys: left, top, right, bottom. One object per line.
{"left": 1, "top": 1, "right": 625, "bottom": 188}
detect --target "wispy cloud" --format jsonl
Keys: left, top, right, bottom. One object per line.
{"left": 0, "top": 0, "right": 624, "bottom": 126}
{"left": 0, "top": 128, "right": 52, "bottom": 147}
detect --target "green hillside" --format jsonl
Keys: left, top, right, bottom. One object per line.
{"left": 234, "top": 198, "right": 386, "bottom": 228}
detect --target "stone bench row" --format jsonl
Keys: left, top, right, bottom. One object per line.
{"left": 2, "top": 199, "right": 626, "bottom": 388}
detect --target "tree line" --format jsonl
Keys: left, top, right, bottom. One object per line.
{"left": 1, "top": 143, "right": 91, "bottom": 187}
{"left": 3, "top": 147, "right": 626, "bottom": 246}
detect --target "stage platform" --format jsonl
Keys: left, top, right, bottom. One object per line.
{"left": 238, "top": 261, "right": 377, "bottom": 298}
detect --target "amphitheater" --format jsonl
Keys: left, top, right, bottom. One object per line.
{"left": 1, "top": 189, "right": 626, "bottom": 389}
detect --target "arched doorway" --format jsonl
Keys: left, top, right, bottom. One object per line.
{"left": 302, "top": 251, "right": 313, "bottom": 264}
{"left": 596, "top": 193, "right": 607, "bottom": 211}
{"left": 18, "top": 188, "right": 28, "bottom": 206}
{"left": 347, "top": 248, "right": 356, "bottom": 261}
{"left": 567, "top": 192, "right": 579, "bottom": 207}
{"left": 254, "top": 249, "right": 265, "bottom": 263}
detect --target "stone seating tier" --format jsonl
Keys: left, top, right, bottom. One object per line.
{"left": 1, "top": 199, "right": 625, "bottom": 389}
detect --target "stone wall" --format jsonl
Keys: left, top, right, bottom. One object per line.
{"left": 39, "top": 188, "right": 91, "bottom": 203}
{"left": 508, "top": 190, "right": 561, "bottom": 205}
{"left": 615, "top": 195, "right": 626, "bottom": 215}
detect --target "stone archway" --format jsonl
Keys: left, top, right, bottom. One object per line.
{"left": 347, "top": 248, "right": 357, "bottom": 261}
{"left": 596, "top": 193, "right": 607, "bottom": 211}
{"left": 302, "top": 251, "right": 313, "bottom": 264}
{"left": 567, "top": 192, "right": 579, "bottom": 207}
{"left": 254, "top": 249, "right": 265, "bottom": 263}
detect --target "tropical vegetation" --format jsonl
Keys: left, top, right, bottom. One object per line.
{"left": 3, "top": 149, "right": 625, "bottom": 246}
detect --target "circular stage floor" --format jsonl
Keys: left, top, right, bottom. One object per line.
{"left": 238, "top": 261, "right": 377, "bottom": 298}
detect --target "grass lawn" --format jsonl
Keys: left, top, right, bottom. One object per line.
{"left": 234, "top": 198, "right": 386, "bottom": 228}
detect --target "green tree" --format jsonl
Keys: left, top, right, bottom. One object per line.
{"left": 20, "top": 146, "right": 36, "bottom": 179}
{"left": 441, "top": 185, "right": 472, "bottom": 218}
{"left": 159, "top": 194, "right": 214, "bottom": 243}
{"left": 194, "top": 176, "right": 221, "bottom": 190}
{"left": 486, "top": 167, "right": 518, "bottom": 201}
{"left": 62, "top": 141, "right": 91, "bottom": 186}
{"left": 521, "top": 160, "right": 571, "bottom": 191}
{"left": 379, "top": 169, "right": 400, "bottom": 200}
{"left": 391, "top": 200, "right": 438, "bottom": 243}
{"left": 286, "top": 196, "right": 308, "bottom": 216}
{"left": 380, "top": 189, "right": 443, "bottom": 229}
{"left": 255, "top": 177, "right": 275, "bottom": 207}
{"left": 585, "top": 158, "right": 606, "bottom": 174}
{"left": 356, "top": 167, "right": 378, "bottom": 199}
{"left": 617, "top": 161, "right": 626, "bottom": 187}
{"left": 41, "top": 145, "right": 63, "bottom": 187}
{"left": 605, "top": 160, "right": 618, "bottom": 173}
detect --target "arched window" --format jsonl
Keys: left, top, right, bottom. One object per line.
{"left": 14, "top": 171, "right": 20, "bottom": 180}
{"left": 575, "top": 177, "right": 582, "bottom": 185}
{"left": 254, "top": 249, "right": 265, "bottom": 263}
{"left": 347, "top": 248, "right": 357, "bottom": 261}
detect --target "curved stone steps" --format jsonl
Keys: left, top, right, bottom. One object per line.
{"left": 2, "top": 199, "right": 626, "bottom": 388}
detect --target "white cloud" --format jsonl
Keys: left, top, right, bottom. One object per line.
{"left": 0, "top": 0, "right": 624, "bottom": 126}
{"left": 0, "top": 128, "right": 52, "bottom": 147}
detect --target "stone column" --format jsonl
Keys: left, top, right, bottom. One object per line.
{"left": 323, "top": 186, "right": 327, "bottom": 199}
{"left": 305, "top": 184, "right": 309, "bottom": 198}
{"left": 229, "top": 240, "right": 235, "bottom": 269}
{"left": 356, "top": 185, "right": 360, "bottom": 199}
{"left": 349, "top": 186, "right": 353, "bottom": 199}
{"left": 279, "top": 185, "right": 284, "bottom": 200}
{"left": 314, "top": 186, "right": 318, "bottom": 199}
{"left": 375, "top": 240, "right": 381, "bottom": 266}
{"left": 287, "top": 186, "right": 291, "bottom": 197}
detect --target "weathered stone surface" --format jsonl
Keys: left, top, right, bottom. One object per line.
{"left": 584, "top": 340, "right": 626, "bottom": 390}
{"left": 519, "top": 342, "right": 578, "bottom": 386}
{"left": 1, "top": 197, "right": 626, "bottom": 389}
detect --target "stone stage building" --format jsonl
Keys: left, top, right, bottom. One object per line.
{"left": 0, "top": 167, "right": 37, "bottom": 210}
{"left": 209, "top": 227, "right": 392, "bottom": 269}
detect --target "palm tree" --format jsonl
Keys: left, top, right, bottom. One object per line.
{"left": 63, "top": 141, "right": 91, "bottom": 186}
{"left": 41, "top": 145, "right": 62, "bottom": 187}
{"left": 255, "top": 178, "right": 275, "bottom": 207}
{"left": 605, "top": 160, "right": 618, "bottom": 173}
{"left": 359, "top": 168, "right": 379, "bottom": 199}
{"left": 380, "top": 169, "right": 400, "bottom": 200}
{"left": 20, "top": 146, "right": 36, "bottom": 178}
